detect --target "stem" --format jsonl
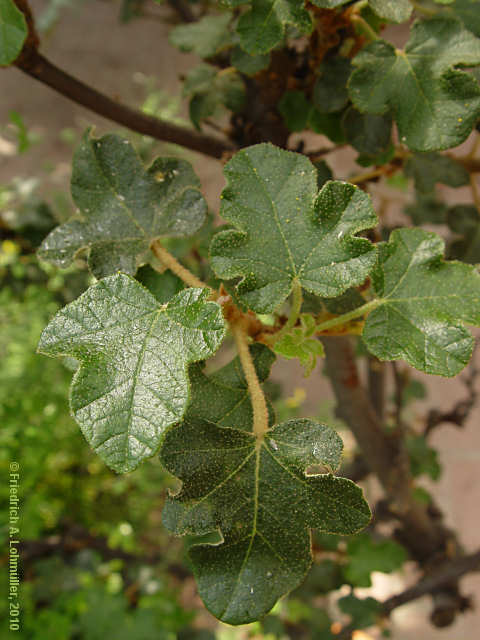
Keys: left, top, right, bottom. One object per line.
{"left": 269, "top": 279, "right": 303, "bottom": 344}
{"left": 150, "top": 240, "right": 210, "bottom": 290}
{"left": 167, "top": 0, "right": 196, "bottom": 23}
{"left": 15, "top": 52, "right": 233, "bottom": 159}
{"left": 351, "top": 14, "right": 379, "bottom": 41}
{"left": 231, "top": 320, "right": 269, "bottom": 440}
{"left": 349, "top": 166, "right": 389, "bottom": 185}
{"left": 315, "top": 299, "right": 381, "bottom": 334}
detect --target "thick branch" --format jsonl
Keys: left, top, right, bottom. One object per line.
{"left": 14, "top": 51, "right": 234, "bottom": 158}
{"left": 322, "top": 336, "right": 448, "bottom": 559}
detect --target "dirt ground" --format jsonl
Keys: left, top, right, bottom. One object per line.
{"left": 1, "top": 1, "right": 480, "bottom": 638}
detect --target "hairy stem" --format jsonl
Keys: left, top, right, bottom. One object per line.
{"left": 150, "top": 240, "right": 211, "bottom": 290}
{"left": 231, "top": 321, "right": 269, "bottom": 440}
{"left": 351, "top": 14, "right": 379, "bottom": 41}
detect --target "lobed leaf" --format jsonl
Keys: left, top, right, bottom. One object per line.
{"left": 363, "top": 228, "right": 480, "bottom": 376}
{"left": 37, "top": 274, "right": 226, "bottom": 472}
{"left": 210, "top": 144, "right": 378, "bottom": 313}
{"left": 0, "top": 0, "right": 27, "bottom": 66}
{"left": 349, "top": 17, "right": 480, "bottom": 151}
{"left": 38, "top": 131, "right": 207, "bottom": 278}
{"left": 236, "top": 0, "right": 312, "bottom": 55}
{"left": 161, "top": 416, "right": 370, "bottom": 624}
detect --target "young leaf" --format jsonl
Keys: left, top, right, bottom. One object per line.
{"left": 338, "top": 595, "right": 382, "bottom": 629}
{"left": 349, "top": 17, "right": 480, "bottom": 151}
{"left": 37, "top": 274, "right": 226, "bottom": 473}
{"left": 274, "top": 314, "right": 325, "bottom": 376}
{"left": 363, "top": 228, "right": 480, "bottom": 376}
{"left": 236, "top": 0, "right": 312, "bottom": 55}
{"left": 161, "top": 417, "right": 370, "bottom": 624}
{"left": 0, "top": 0, "right": 27, "bottom": 66}
{"left": 38, "top": 131, "right": 207, "bottom": 278}
{"left": 169, "top": 13, "right": 234, "bottom": 59}
{"left": 231, "top": 46, "right": 270, "bottom": 75}
{"left": 210, "top": 144, "right": 378, "bottom": 313}
{"left": 368, "top": 0, "right": 412, "bottom": 23}
{"left": 405, "top": 152, "right": 470, "bottom": 193}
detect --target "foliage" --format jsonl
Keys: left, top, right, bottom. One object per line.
{"left": 2, "top": 0, "right": 480, "bottom": 636}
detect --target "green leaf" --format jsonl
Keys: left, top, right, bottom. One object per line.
{"left": 349, "top": 17, "right": 480, "bottom": 151}
{"left": 405, "top": 193, "right": 448, "bottom": 225}
{"left": 342, "top": 107, "right": 392, "bottom": 156}
{"left": 274, "top": 314, "right": 325, "bottom": 376}
{"left": 278, "top": 90, "right": 312, "bottom": 132}
{"left": 231, "top": 45, "right": 270, "bottom": 75}
{"left": 135, "top": 265, "right": 184, "bottom": 303}
{"left": 236, "top": 0, "right": 312, "bottom": 55}
{"left": 310, "top": 0, "right": 349, "bottom": 7}
{"left": 368, "top": 0, "right": 412, "bottom": 23}
{"left": 186, "top": 343, "right": 276, "bottom": 429}
{"left": 446, "top": 0, "right": 480, "bottom": 37}
{"left": 313, "top": 57, "right": 351, "bottom": 113}
{"left": 344, "top": 533, "right": 407, "bottom": 587}
{"left": 407, "top": 435, "right": 441, "bottom": 480}
{"left": 184, "top": 65, "right": 245, "bottom": 129}
{"left": 338, "top": 595, "right": 382, "bottom": 629}
{"left": 447, "top": 205, "right": 480, "bottom": 263}
{"left": 161, "top": 417, "right": 370, "bottom": 624}
{"left": 313, "top": 160, "right": 333, "bottom": 189}
{"left": 363, "top": 228, "right": 480, "bottom": 376}
{"left": 309, "top": 109, "right": 347, "bottom": 143}
{"left": 0, "top": 0, "right": 27, "bottom": 66}
{"left": 210, "top": 144, "right": 378, "bottom": 313}
{"left": 37, "top": 274, "right": 226, "bottom": 472}
{"left": 38, "top": 131, "right": 207, "bottom": 278}
{"left": 169, "top": 13, "right": 233, "bottom": 59}
{"left": 405, "top": 152, "right": 470, "bottom": 193}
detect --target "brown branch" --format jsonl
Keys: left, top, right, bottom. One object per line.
{"left": 11, "top": 1, "right": 233, "bottom": 158}
{"left": 167, "top": 0, "right": 196, "bottom": 23}
{"left": 336, "top": 549, "right": 480, "bottom": 639}
{"left": 14, "top": 51, "right": 233, "bottom": 158}
{"left": 367, "top": 355, "right": 385, "bottom": 422}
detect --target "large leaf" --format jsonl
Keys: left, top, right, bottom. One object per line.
{"left": 37, "top": 274, "right": 226, "bottom": 472}
{"left": 169, "top": 13, "right": 234, "bottom": 59}
{"left": 210, "top": 144, "right": 378, "bottom": 313}
{"left": 236, "top": 0, "right": 312, "bottom": 55}
{"left": 161, "top": 416, "right": 370, "bottom": 624}
{"left": 363, "top": 228, "right": 480, "bottom": 376}
{"left": 38, "top": 131, "right": 207, "bottom": 278}
{"left": 0, "top": 0, "right": 27, "bottom": 66}
{"left": 349, "top": 17, "right": 480, "bottom": 151}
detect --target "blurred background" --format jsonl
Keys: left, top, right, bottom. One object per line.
{"left": 1, "top": 1, "right": 480, "bottom": 638}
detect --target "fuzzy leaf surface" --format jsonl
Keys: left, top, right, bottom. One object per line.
{"left": 161, "top": 416, "right": 370, "bottom": 624}
{"left": 37, "top": 274, "right": 226, "bottom": 472}
{"left": 236, "top": 0, "right": 312, "bottom": 55}
{"left": 363, "top": 228, "right": 480, "bottom": 376}
{"left": 349, "top": 17, "right": 480, "bottom": 151}
{"left": 210, "top": 144, "right": 378, "bottom": 313}
{"left": 0, "top": 0, "right": 27, "bottom": 66}
{"left": 38, "top": 131, "right": 207, "bottom": 278}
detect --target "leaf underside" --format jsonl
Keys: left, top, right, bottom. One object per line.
{"left": 38, "top": 274, "right": 226, "bottom": 472}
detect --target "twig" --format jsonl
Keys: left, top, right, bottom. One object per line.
{"left": 150, "top": 240, "right": 211, "bottom": 290}
{"left": 167, "top": 0, "right": 196, "bottom": 23}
